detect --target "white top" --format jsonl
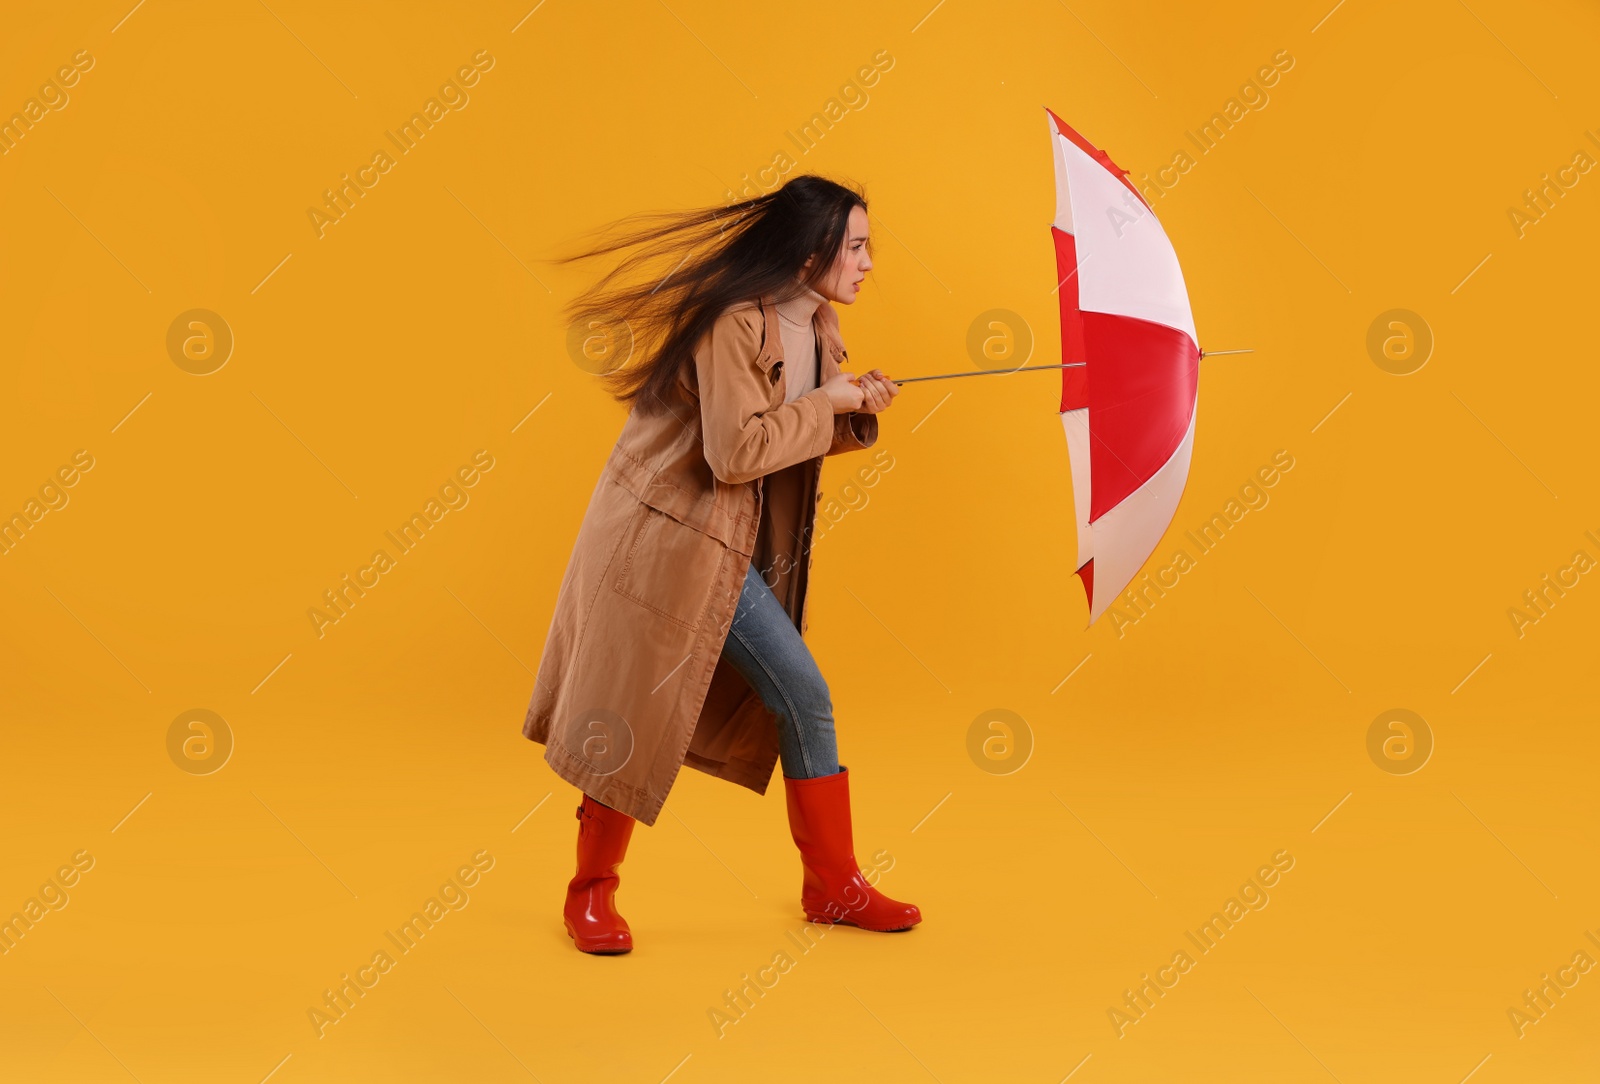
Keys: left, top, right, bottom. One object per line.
{"left": 775, "top": 283, "right": 825, "bottom": 403}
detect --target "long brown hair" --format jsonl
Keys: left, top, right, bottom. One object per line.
{"left": 554, "top": 174, "right": 869, "bottom": 416}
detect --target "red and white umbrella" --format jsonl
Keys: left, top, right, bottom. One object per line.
{"left": 1046, "top": 108, "right": 1200, "bottom": 624}
{"left": 891, "top": 109, "right": 1216, "bottom": 625}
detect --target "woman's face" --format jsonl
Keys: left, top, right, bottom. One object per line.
{"left": 805, "top": 205, "right": 872, "bottom": 305}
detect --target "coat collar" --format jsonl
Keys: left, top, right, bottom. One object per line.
{"left": 753, "top": 292, "right": 846, "bottom": 374}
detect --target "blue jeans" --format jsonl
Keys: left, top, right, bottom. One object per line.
{"left": 719, "top": 560, "right": 840, "bottom": 780}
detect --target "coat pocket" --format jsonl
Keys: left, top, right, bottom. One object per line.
{"left": 612, "top": 503, "right": 730, "bottom": 631}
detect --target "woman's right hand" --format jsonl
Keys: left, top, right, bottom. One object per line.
{"left": 820, "top": 371, "right": 866, "bottom": 414}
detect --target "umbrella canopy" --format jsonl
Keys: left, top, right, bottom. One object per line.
{"left": 1047, "top": 107, "right": 1201, "bottom": 624}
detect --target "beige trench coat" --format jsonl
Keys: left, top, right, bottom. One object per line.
{"left": 522, "top": 294, "right": 879, "bottom": 826}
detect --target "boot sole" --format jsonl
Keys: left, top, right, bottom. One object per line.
{"left": 565, "top": 926, "right": 632, "bottom": 954}
{"left": 804, "top": 911, "right": 919, "bottom": 932}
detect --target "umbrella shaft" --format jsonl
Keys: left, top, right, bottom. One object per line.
{"left": 889, "top": 361, "right": 1085, "bottom": 385}
{"left": 885, "top": 348, "right": 1246, "bottom": 384}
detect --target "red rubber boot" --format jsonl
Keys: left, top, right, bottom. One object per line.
{"left": 563, "top": 794, "right": 634, "bottom": 954}
{"left": 783, "top": 766, "right": 921, "bottom": 931}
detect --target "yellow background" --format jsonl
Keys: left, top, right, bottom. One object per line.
{"left": 3, "top": 0, "right": 1597, "bottom": 1080}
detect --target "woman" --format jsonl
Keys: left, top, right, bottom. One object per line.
{"left": 523, "top": 174, "right": 921, "bottom": 954}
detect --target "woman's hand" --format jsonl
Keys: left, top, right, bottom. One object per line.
{"left": 820, "top": 369, "right": 899, "bottom": 415}
{"left": 854, "top": 369, "right": 898, "bottom": 414}
{"left": 820, "top": 371, "right": 865, "bottom": 414}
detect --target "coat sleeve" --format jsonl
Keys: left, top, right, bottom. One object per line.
{"left": 825, "top": 410, "right": 878, "bottom": 457}
{"left": 693, "top": 310, "right": 836, "bottom": 485}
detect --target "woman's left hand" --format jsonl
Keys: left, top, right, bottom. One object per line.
{"left": 853, "top": 369, "right": 899, "bottom": 414}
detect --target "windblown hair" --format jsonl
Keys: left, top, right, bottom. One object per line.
{"left": 555, "top": 174, "right": 869, "bottom": 416}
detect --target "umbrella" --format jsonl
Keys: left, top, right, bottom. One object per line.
{"left": 1045, "top": 107, "right": 1201, "bottom": 624}
{"left": 892, "top": 108, "right": 1224, "bottom": 625}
